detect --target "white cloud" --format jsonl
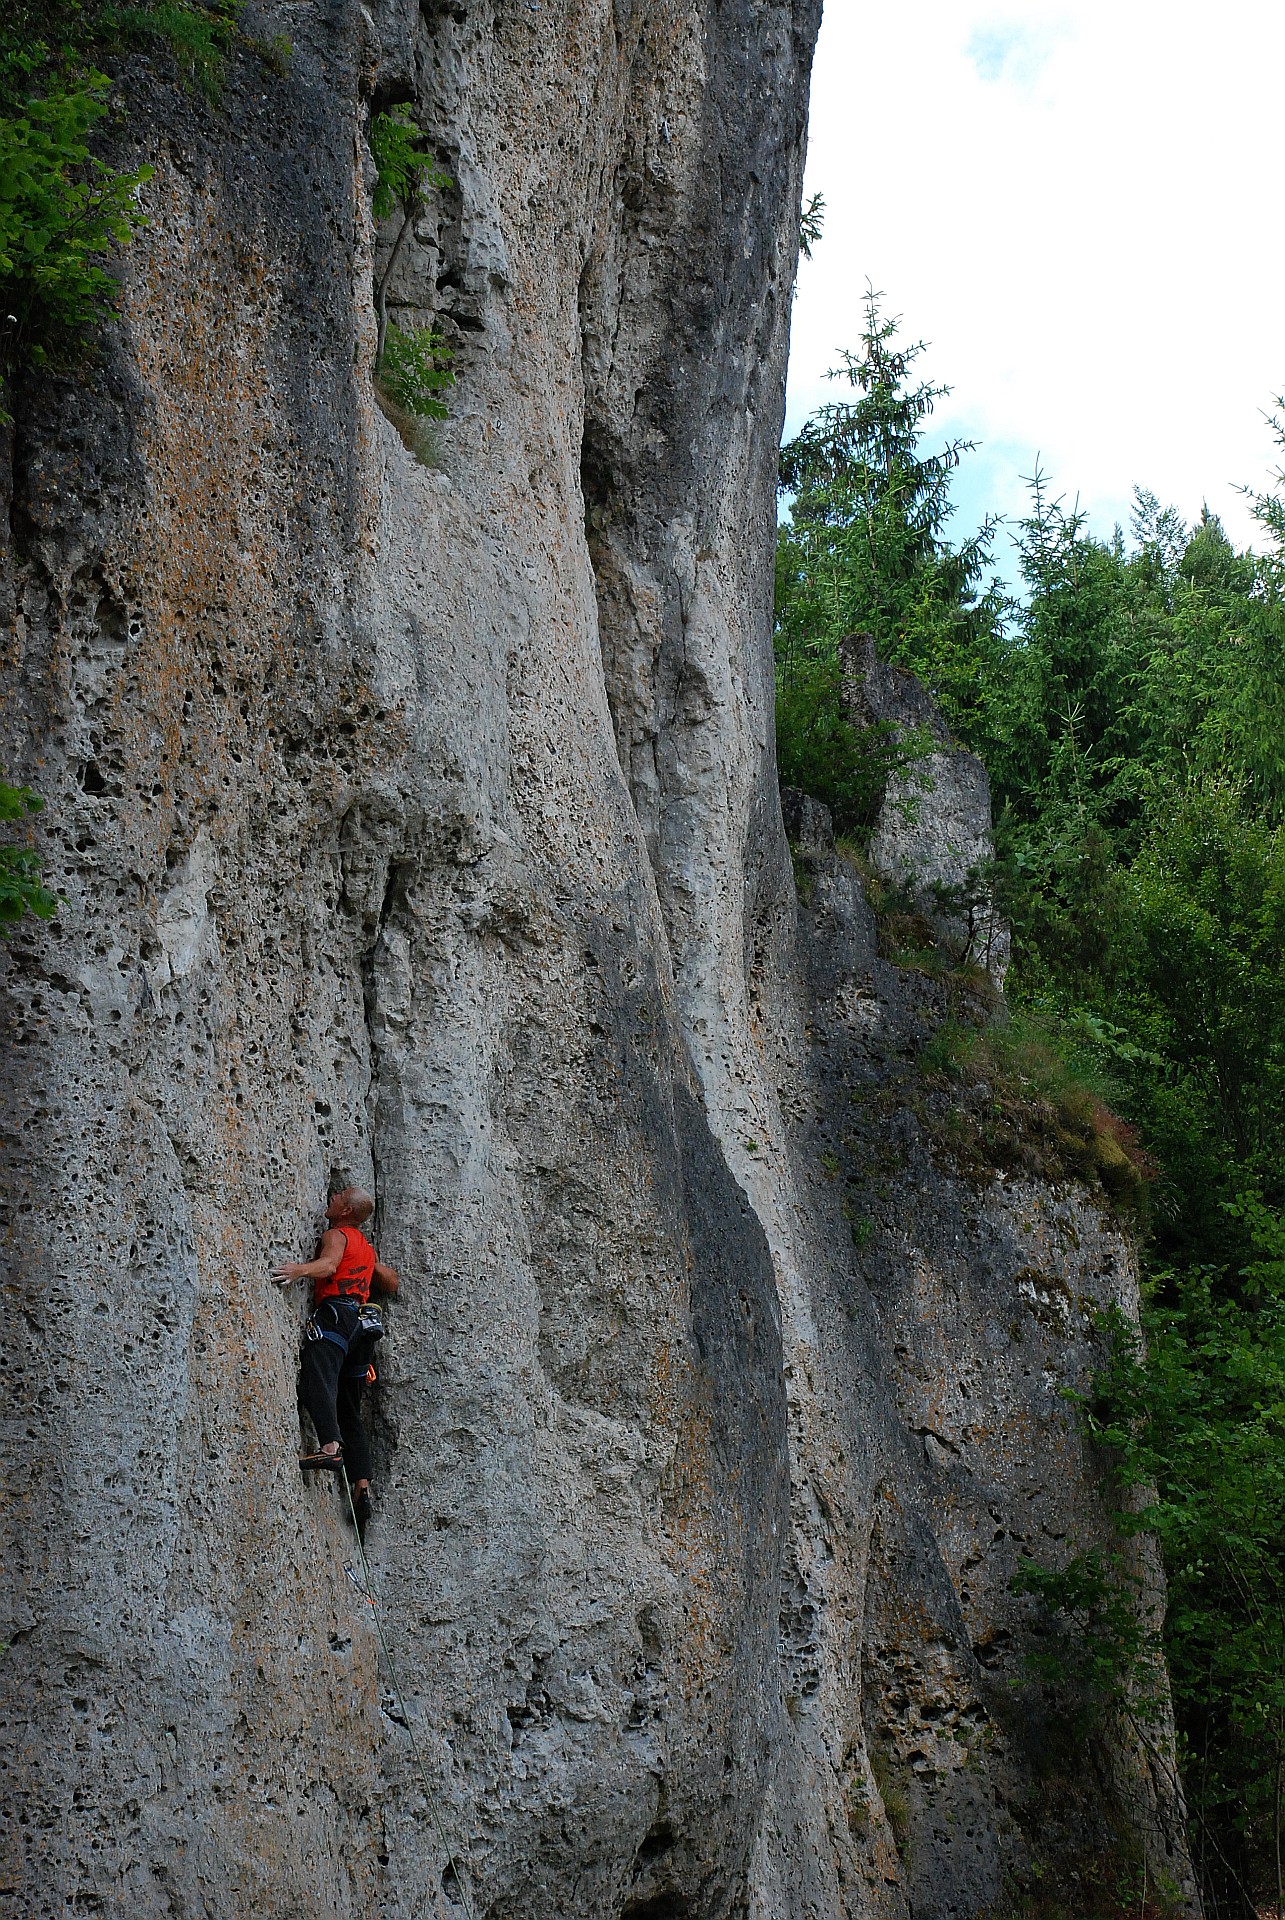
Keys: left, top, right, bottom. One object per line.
{"left": 787, "top": 0, "right": 1285, "bottom": 573}
{"left": 965, "top": 16, "right": 1071, "bottom": 88}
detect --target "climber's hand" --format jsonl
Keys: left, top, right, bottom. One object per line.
{"left": 273, "top": 1232, "right": 344, "bottom": 1287}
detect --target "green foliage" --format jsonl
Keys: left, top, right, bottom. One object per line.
{"left": 799, "top": 189, "right": 825, "bottom": 261}
{"left": 369, "top": 105, "right": 451, "bottom": 224}
{"left": 1116, "top": 796, "right": 1285, "bottom": 1250}
{"left": 775, "top": 289, "right": 1009, "bottom": 859}
{"left": 0, "top": 72, "right": 151, "bottom": 391}
{"left": 919, "top": 1009, "right": 1152, "bottom": 1202}
{"left": 776, "top": 284, "right": 1009, "bottom": 747}
{"left": 985, "top": 492, "right": 1285, "bottom": 1909}
{"left": 2, "top": 1, "right": 248, "bottom": 110}
{"left": 105, "top": 0, "right": 244, "bottom": 98}
{"left": 1011, "top": 1548, "right": 1163, "bottom": 1718}
{"left": 1085, "top": 1272, "right": 1285, "bottom": 1918}
{"left": 1242, "top": 399, "right": 1285, "bottom": 588}
{"left": 0, "top": 783, "right": 58, "bottom": 930}
{"left": 376, "top": 321, "right": 454, "bottom": 421}
{"left": 775, "top": 643, "right": 930, "bottom": 839}
{"left": 367, "top": 106, "right": 453, "bottom": 393}
{"left": 869, "top": 1746, "right": 911, "bottom": 1851}
{"left": 0, "top": 0, "right": 275, "bottom": 403}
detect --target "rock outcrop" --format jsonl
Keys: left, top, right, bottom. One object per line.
{"left": 839, "top": 632, "right": 1010, "bottom": 984}
{"left": 0, "top": 4, "right": 1193, "bottom": 1917}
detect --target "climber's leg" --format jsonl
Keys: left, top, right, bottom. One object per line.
{"left": 298, "top": 1334, "right": 345, "bottom": 1459}
{"left": 337, "top": 1373, "right": 375, "bottom": 1537}
{"left": 337, "top": 1372, "right": 373, "bottom": 1483}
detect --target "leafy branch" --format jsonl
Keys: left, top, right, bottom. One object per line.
{"left": 377, "top": 320, "right": 454, "bottom": 423}
{"left": 799, "top": 189, "right": 825, "bottom": 261}
{"left": 0, "top": 1, "right": 289, "bottom": 411}
{"left": 369, "top": 105, "right": 451, "bottom": 365}
{"left": 0, "top": 72, "right": 151, "bottom": 406}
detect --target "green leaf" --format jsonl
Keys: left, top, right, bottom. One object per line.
{"left": 369, "top": 106, "right": 451, "bottom": 224}
{"left": 376, "top": 320, "right": 454, "bottom": 420}
{"left": 0, "top": 781, "right": 58, "bottom": 931}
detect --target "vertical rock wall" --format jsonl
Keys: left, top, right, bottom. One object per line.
{"left": 0, "top": 3, "right": 1193, "bottom": 1917}
{"left": 775, "top": 800, "right": 1196, "bottom": 1917}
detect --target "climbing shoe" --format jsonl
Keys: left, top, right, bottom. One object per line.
{"left": 299, "top": 1448, "right": 344, "bottom": 1472}
{"left": 352, "top": 1488, "right": 373, "bottom": 1542}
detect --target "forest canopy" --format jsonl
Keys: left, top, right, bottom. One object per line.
{"left": 776, "top": 289, "right": 1285, "bottom": 1920}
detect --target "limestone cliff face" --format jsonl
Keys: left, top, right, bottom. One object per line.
{"left": 0, "top": 4, "right": 1192, "bottom": 1917}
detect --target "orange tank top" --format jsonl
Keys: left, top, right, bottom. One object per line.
{"left": 313, "top": 1226, "right": 376, "bottom": 1307}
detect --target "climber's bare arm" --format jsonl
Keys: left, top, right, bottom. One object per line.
{"left": 273, "top": 1227, "right": 347, "bottom": 1286}
{"left": 372, "top": 1259, "right": 399, "bottom": 1299}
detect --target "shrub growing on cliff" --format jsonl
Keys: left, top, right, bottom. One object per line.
{"left": 377, "top": 320, "right": 454, "bottom": 422}
{"left": 0, "top": 0, "right": 282, "bottom": 409}
{"left": 372, "top": 321, "right": 455, "bottom": 466}
{"left": 368, "top": 104, "right": 452, "bottom": 365}
{"left": 773, "top": 638, "right": 926, "bottom": 839}
{"left": 0, "top": 69, "right": 151, "bottom": 404}
{"left": 1010, "top": 1546, "right": 1168, "bottom": 1746}
{"left": 0, "top": 783, "right": 58, "bottom": 930}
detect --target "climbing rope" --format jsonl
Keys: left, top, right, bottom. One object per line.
{"left": 339, "top": 1467, "right": 478, "bottom": 1920}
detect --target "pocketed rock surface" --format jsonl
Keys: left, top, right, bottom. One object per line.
{"left": 0, "top": 3, "right": 1195, "bottom": 1915}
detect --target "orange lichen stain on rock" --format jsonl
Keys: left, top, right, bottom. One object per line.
{"left": 668, "top": 1397, "right": 741, "bottom": 1706}
{"left": 100, "top": 164, "right": 313, "bottom": 856}
{"left": 645, "top": 1321, "right": 729, "bottom": 1705}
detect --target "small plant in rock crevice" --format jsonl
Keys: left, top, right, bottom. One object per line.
{"left": 366, "top": 104, "right": 456, "bottom": 459}
{"left": 798, "top": 188, "right": 825, "bottom": 261}
{"left": 371, "top": 333, "right": 454, "bottom": 468}
{"left": 868, "top": 1744, "right": 911, "bottom": 1853}
{"left": 368, "top": 104, "right": 452, "bottom": 357}
{"left": 377, "top": 320, "right": 454, "bottom": 421}
{"left": 0, "top": 782, "right": 58, "bottom": 929}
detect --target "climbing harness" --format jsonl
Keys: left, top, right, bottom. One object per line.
{"left": 339, "top": 1465, "right": 478, "bottom": 1920}
{"left": 306, "top": 1297, "right": 361, "bottom": 1355}
{"left": 306, "top": 1301, "right": 385, "bottom": 1361}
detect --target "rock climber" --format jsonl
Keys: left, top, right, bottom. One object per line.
{"left": 274, "top": 1184, "right": 399, "bottom": 1538}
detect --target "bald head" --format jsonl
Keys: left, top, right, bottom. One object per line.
{"left": 327, "top": 1186, "right": 374, "bottom": 1227}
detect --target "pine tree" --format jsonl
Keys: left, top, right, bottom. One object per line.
{"left": 775, "top": 285, "right": 1006, "bottom": 743}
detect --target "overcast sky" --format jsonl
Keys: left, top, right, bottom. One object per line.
{"left": 786, "top": 0, "right": 1285, "bottom": 579}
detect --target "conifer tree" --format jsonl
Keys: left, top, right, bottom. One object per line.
{"left": 776, "top": 285, "right": 1006, "bottom": 748}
